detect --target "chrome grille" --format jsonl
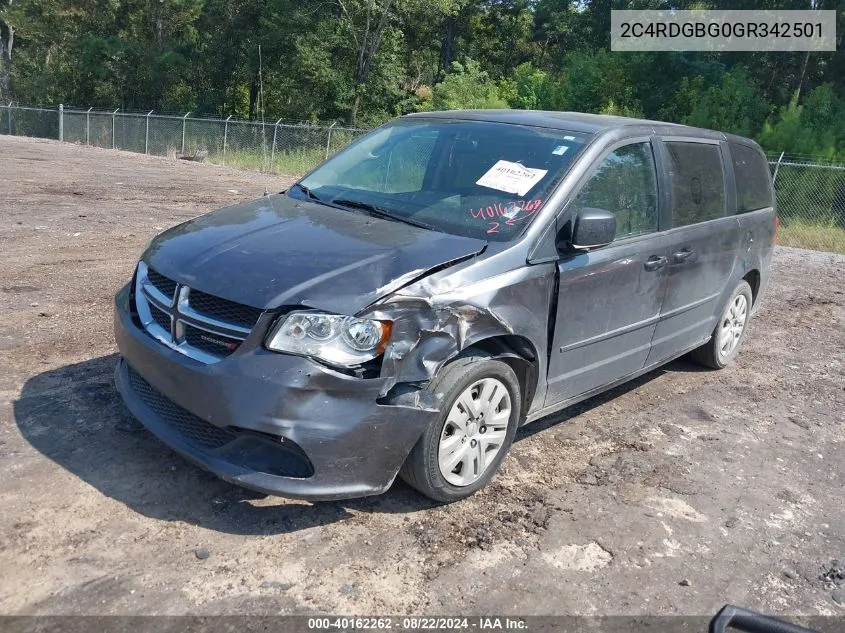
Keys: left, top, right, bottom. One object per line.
{"left": 134, "top": 261, "right": 263, "bottom": 363}
{"left": 127, "top": 366, "right": 237, "bottom": 449}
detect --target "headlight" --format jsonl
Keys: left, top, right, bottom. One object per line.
{"left": 266, "top": 311, "right": 392, "bottom": 367}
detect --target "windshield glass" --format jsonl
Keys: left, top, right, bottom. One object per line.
{"left": 292, "top": 118, "right": 591, "bottom": 241}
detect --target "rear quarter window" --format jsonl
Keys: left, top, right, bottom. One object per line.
{"left": 730, "top": 143, "right": 774, "bottom": 212}
{"left": 665, "top": 141, "right": 726, "bottom": 228}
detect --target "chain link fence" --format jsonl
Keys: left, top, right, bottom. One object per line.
{"left": 0, "top": 104, "right": 368, "bottom": 177}
{"left": 769, "top": 154, "right": 845, "bottom": 254}
{"left": 2, "top": 104, "right": 845, "bottom": 254}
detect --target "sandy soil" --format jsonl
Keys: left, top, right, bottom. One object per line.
{"left": 1, "top": 135, "right": 843, "bottom": 618}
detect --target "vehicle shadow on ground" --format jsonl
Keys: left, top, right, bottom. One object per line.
{"left": 519, "top": 357, "right": 709, "bottom": 440}
{"left": 14, "top": 353, "right": 704, "bottom": 536}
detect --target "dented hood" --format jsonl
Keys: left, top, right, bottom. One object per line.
{"left": 143, "top": 193, "right": 486, "bottom": 313}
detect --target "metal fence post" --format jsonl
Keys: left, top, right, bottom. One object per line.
{"left": 145, "top": 110, "right": 153, "bottom": 154}
{"left": 270, "top": 118, "right": 283, "bottom": 168}
{"left": 86, "top": 107, "right": 92, "bottom": 145}
{"left": 223, "top": 115, "right": 232, "bottom": 163}
{"left": 59, "top": 104, "right": 64, "bottom": 142}
{"left": 772, "top": 151, "right": 786, "bottom": 186}
{"left": 181, "top": 112, "right": 191, "bottom": 155}
{"left": 112, "top": 108, "right": 119, "bottom": 149}
{"left": 325, "top": 121, "right": 337, "bottom": 159}
{"left": 7, "top": 102, "right": 11, "bottom": 135}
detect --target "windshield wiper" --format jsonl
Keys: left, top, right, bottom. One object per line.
{"left": 332, "top": 198, "right": 436, "bottom": 231}
{"left": 290, "top": 182, "right": 323, "bottom": 202}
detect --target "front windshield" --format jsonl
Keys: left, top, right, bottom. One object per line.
{"left": 292, "top": 118, "right": 590, "bottom": 241}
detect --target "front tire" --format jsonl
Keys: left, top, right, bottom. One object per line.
{"left": 690, "top": 280, "right": 753, "bottom": 369}
{"left": 399, "top": 353, "right": 521, "bottom": 502}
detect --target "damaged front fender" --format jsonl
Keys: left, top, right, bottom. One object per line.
{"left": 363, "top": 262, "right": 557, "bottom": 417}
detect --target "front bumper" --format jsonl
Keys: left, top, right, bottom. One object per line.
{"left": 113, "top": 284, "right": 436, "bottom": 500}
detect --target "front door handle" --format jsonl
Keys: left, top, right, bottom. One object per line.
{"left": 672, "top": 248, "right": 695, "bottom": 263}
{"left": 644, "top": 255, "right": 668, "bottom": 271}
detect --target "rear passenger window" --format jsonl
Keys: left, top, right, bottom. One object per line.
{"left": 665, "top": 142, "right": 726, "bottom": 227}
{"left": 575, "top": 142, "right": 658, "bottom": 239}
{"left": 730, "top": 143, "right": 774, "bottom": 212}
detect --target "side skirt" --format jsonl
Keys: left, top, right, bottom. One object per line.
{"left": 523, "top": 336, "right": 711, "bottom": 425}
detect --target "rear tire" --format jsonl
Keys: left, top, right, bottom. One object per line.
{"left": 690, "top": 280, "right": 753, "bottom": 369}
{"left": 399, "top": 352, "right": 521, "bottom": 503}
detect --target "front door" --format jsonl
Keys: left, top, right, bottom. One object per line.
{"left": 545, "top": 141, "right": 670, "bottom": 406}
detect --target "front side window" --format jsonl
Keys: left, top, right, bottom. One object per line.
{"left": 730, "top": 142, "right": 774, "bottom": 213}
{"left": 665, "top": 141, "right": 726, "bottom": 227}
{"left": 294, "top": 119, "right": 590, "bottom": 241}
{"left": 574, "top": 142, "right": 658, "bottom": 240}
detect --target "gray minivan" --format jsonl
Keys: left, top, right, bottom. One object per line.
{"left": 114, "top": 110, "right": 775, "bottom": 502}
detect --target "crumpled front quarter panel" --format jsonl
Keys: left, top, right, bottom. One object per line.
{"left": 364, "top": 262, "right": 557, "bottom": 415}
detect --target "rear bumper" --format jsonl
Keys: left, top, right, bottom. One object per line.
{"left": 113, "top": 284, "right": 436, "bottom": 500}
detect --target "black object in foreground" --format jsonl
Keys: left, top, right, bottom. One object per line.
{"left": 711, "top": 605, "right": 820, "bottom": 633}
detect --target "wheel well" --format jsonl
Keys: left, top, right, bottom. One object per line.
{"left": 743, "top": 269, "right": 761, "bottom": 305}
{"left": 464, "top": 336, "right": 539, "bottom": 422}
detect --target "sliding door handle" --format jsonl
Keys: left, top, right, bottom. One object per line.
{"left": 673, "top": 248, "right": 695, "bottom": 263}
{"left": 644, "top": 255, "right": 668, "bottom": 271}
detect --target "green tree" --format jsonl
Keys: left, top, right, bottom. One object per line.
{"left": 499, "top": 62, "right": 549, "bottom": 110}
{"left": 548, "top": 50, "right": 642, "bottom": 116}
{"left": 679, "top": 68, "right": 771, "bottom": 138}
{"left": 760, "top": 84, "right": 845, "bottom": 159}
{"left": 0, "top": 0, "right": 13, "bottom": 101}
{"left": 420, "top": 59, "right": 508, "bottom": 110}
{"left": 2, "top": 0, "right": 845, "bottom": 156}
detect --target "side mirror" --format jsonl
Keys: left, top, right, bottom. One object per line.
{"left": 571, "top": 208, "right": 616, "bottom": 250}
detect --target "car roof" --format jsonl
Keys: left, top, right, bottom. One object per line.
{"left": 404, "top": 109, "right": 723, "bottom": 139}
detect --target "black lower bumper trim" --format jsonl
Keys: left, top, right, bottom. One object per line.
{"left": 127, "top": 366, "right": 238, "bottom": 449}
{"left": 123, "top": 363, "right": 314, "bottom": 480}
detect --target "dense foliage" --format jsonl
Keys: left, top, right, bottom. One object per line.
{"left": 1, "top": 0, "right": 844, "bottom": 156}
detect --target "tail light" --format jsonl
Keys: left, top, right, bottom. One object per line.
{"left": 774, "top": 217, "right": 780, "bottom": 241}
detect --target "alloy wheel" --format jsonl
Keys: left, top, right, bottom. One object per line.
{"left": 718, "top": 293, "right": 748, "bottom": 358}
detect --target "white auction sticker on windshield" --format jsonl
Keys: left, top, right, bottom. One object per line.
{"left": 476, "top": 160, "right": 548, "bottom": 196}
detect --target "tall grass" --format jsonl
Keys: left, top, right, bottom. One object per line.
{"left": 778, "top": 219, "right": 845, "bottom": 254}
{"left": 207, "top": 148, "right": 328, "bottom": 177}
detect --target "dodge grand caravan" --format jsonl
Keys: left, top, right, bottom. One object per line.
{"left": 114, "top": 110, "right": 775, "bottom": 502}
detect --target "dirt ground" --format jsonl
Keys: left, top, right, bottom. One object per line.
{"left": 1, "top": 135, "right": 844, "bottom": 618}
